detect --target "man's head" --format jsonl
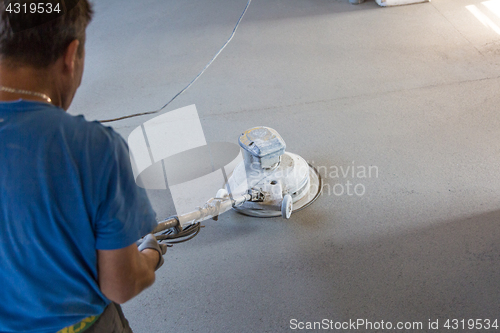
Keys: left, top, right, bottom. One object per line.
{"left": 0, "top": 0, "right": 93, "bottom": 109}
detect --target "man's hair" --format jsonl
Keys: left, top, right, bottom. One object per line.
{"left": 0, "top": 0, "right": 93, "bottom": 68}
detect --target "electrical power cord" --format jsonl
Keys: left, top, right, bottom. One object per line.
{"left": 155, "top": 221, "right": 202, "bottom": 245}
{"left": 99, "top": 0, "right": 252, "bottom": 123}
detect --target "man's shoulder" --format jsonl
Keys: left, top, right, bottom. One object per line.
{"left": 23, "top": 102, "right": 130, "bottom": 164}
{"left": 54, "top": 108, "right": 126, "bottom": 152}
{"left": 1, "top": 100, "right": 123, "bottom": 148}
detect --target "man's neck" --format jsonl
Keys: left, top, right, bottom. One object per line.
{"left": 0, "top": 62, "right": 61, "bottom": 106}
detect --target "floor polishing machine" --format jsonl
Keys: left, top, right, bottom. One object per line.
{"left": 150, "top": 126, "right": 322, "bottom": 244}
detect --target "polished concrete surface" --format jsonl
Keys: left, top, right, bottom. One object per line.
{"left": 71, "top": 0, "right": 500, "bottom": 331}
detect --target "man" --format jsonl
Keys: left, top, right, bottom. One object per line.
{"left": 0, "top": 1, "right": 165, "bottom": 332}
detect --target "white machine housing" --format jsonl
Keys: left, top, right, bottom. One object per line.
{"left": 227, "top": 127, "right": 321, "bottom": 218}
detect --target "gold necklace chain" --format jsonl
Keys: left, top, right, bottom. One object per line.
{"left": 0, "top": 85, "right": 52, "bottom": 103}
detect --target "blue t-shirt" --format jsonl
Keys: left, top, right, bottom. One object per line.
{"left": 0, "top": 100, "right": 157, "bottom": 333}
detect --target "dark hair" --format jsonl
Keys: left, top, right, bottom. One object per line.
{"left": 0, "top": 0, "right": 93, "bottom": 68}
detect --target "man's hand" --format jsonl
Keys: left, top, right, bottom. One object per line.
{"left": 138, "top": 234, "right": 168, "bottom": 270}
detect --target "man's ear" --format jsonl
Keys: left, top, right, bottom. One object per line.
{"left": 63, "top": 39, "right": 80, "bottom": 77}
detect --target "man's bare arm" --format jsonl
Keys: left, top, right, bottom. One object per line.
{"left": 97, "top": 244, "right": 160, "bottom": 304}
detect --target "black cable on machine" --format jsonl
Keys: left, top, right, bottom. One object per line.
{"left": 156, "top": 222, "right": 202, "bottom": 244}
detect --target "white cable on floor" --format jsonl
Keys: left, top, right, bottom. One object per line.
{"left": 100, "top": 0, "right": 252, "bottom": 123}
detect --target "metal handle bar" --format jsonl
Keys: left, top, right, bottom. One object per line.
{"left": 152, "top": 193, "right": 251, "bottom": 234}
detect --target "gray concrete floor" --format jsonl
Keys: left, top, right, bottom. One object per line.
{"left": 71, "top": 0, "right": 500, "bottom": 331}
